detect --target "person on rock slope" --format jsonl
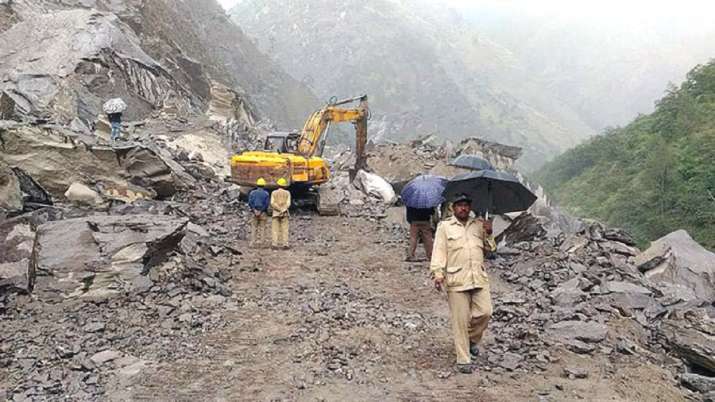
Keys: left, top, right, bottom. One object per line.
{"left": 270, "top": 178, "right": 291, "bottom": 249}
{"left": 107, "top": 111, "right": 122, "bottom": 143}
{"left": 248, "top": 178, "right": 270, "bottom": 248}
{"left": 430, "top": 193, "right": 492, "bottom": 374}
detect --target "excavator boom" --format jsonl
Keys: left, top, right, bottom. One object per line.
{"left": 296, "top": 94, "right": 368, "bottom": 171}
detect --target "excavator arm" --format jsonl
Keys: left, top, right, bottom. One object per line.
{"left": 296, "top": 94, "right": 368, "bottom": 172}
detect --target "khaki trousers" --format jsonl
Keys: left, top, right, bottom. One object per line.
{"left": 408, "top": 222, "right": 434, "bottom": 260}
{"left": 250, "top": 213, "right": 268, "bottom": 247}
{"left": 272, "top": 216, "right": 289, "bottom": 248}
{"left": 447, "top": 286, "right": 492, "bottom": 364}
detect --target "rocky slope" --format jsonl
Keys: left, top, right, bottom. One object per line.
{"left": 0, "top": 0, "right": 317, "bottom": 129}
{"left": 229, "top": 0, "right": 597, "bottom": 171}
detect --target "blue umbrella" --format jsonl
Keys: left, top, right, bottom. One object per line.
{"left": 401, "top": 175, "right": 447, "bottom": 208}
{"left": 449, "top": 154, "right": 494, "bottom": 171}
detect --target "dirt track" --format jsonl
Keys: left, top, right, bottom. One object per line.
{"left": 122, "top": 214, "right": 686, "bottom": 402}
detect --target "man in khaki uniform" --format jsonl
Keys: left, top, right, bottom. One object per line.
{"left": 270, "top": 178, "right": 291, "bottom": 249}
{"left": 430, "top": 194, "right": 492, "bottom": 374}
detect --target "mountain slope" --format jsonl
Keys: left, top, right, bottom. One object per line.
{"left": 535, "top": 61, "right": 715, "bottom": 249}
{"left": 2, "top": 0, "right": 318, "bottom": 128}
{"left": 229, "top": 0, "right": 595, "bottom": 171}
{"left": 461, "top": 7, "right": 715, "bottom": 131}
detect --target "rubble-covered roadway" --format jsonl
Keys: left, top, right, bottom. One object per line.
{"left": 0, "top": 1, "right": 713, "bottom": 399}
{"left": 2, "top": 124, "right": 714, "bottom": 401}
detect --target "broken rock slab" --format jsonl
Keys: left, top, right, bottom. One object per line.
{"left": 34, "top": 214, "right": 188, "bottom": 301}
{"left": 635, "top": 230, "right": 715, "bottom": 302}
{"left": 0, "top": 125, "right": 191, "bottom": 199}
{"left": 0, "top": 216, "right": 36, "bottom": 294}
{"left": 547, "top": 320, "right": 608, "bottom": 344}
{"left": 0, "top": 161, "right": 22, "bottom": 215}
{"left": 657, "top": 317, "right": 715, "bottom": 374}
{"left": 497, "top": 213, "right": 547, "bottom": 244}
{"left": 681, "top": 373, "right": 715, "bottom": 393}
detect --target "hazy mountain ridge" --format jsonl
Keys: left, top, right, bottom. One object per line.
{"left": 230, "top": 0, "right": 597, "bottom": 171}
{"left": 462, "top": 8, "right": 715, "bottom": 130}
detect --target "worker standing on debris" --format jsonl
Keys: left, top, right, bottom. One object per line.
{"left": 108, "top": 111, "right": 122, "bottom": 143}
{"left": 248, "top": 178, "right": 270, "bottom": 248}
{"left": 406, "top": 206, "right": 434, "bottom": 261}
{"left": 270, "top": 178, "right": 291, "bottom": 249}
{"left": 430, "top": 194, "right": 491, "bottom": 374}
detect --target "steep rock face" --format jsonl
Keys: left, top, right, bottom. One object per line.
{"left": 0, "top": 8, "right": 198, "bottom": 124}
{"left": 131, "top": 0, "right": 318, "bottom": 128}
{"left": 0, "top": 0, "right": 318, "bottom": 128}
{"left": 230, "top": 0, "right": 595, "bottom": 170}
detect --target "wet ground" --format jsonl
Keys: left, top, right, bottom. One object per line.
{"left": 120, "top": 215, "right": 686, "bottom": 402}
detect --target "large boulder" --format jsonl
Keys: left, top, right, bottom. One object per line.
{"left": 64, "top": 182, "right": 103, "bottom": 205}
{"left": 34, "top": 214, "right": 188, "bottom": 301}
{"left": 353, "top": 170, "right": 396, "bottom": 205}
{"left": 0, "top": 125, "right": 192, "bottom": 199}
{"left": 657, "top": 316, "right": 715, "bottom": 374}
{"left": 635, "top": 230, "right": 715, "bottom": 302}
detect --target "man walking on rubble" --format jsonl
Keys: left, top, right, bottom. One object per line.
{"left": 406, "top": 206, "right": 434, "bottom": 261}
{"left": 248, "top": 178, "right": 270, "bottom": 248}
{"left": 270, "top": 178, "right": 291, "bottom": 249}
{"left": 430, "top": 194, "right": 492, "bottom": 374}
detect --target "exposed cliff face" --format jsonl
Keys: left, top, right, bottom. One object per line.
{"left": 0, "top": 0, "right": 317, "bottom": 128}
{"left": 229, "top": 0, "right": 596, "bottom": 171}
{"left": 0, "top": 8, "right": 198, "bottom": 125}
{"left": 125, "top": 0, "right": 318, "bottom": 128}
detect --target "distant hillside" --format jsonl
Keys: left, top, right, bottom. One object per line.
{"left": 535, "top": 61, "right": 715, "bottom": 249}
{"left": 462, "top": 8, "right": 715, "bottom": 131}
{"left": 229, "top": 0, "right": 596, "bottom": 171}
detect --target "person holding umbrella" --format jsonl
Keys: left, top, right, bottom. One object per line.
{"left": 103, "top": 98, "right": 127, "bottom": 144}
{"left": 430, "top": 193, "right": 492, "bottom": 374}
{"left": 400, "top": 175, "right": 447, "bottom": 262}
{"left": 433, "top": 168, "right": 536, "bottom": 373}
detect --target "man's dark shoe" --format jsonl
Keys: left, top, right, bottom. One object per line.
{"left": 469, "top": 343, "right": 480, "bottom": 359}
{"left": 456, "top": 364, "right": 473, "bottom": 374}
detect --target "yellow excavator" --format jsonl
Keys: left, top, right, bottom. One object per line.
{"left": 230, "top": 94, "right": 368, "bottom": 210}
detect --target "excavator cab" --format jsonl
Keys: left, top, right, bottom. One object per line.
{"left": 263, "top": 132, "right": 300, "bottom": 154}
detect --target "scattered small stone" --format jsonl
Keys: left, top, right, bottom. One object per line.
{"left": 563, "top": 367, "right": 588, "bottom": 379}
{"left": 89, "top": 350, "right": 122, "bottom": 365}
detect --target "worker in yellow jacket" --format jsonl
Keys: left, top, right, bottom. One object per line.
{"left": 270, "top": 178, "right": 291, "bottom": 249}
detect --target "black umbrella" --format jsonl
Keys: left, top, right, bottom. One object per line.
{"left": 443, "top": 170, "right": 536, "bottom": 215}
{"left": 449, "top": 154, "right": 494, "bottom": 171}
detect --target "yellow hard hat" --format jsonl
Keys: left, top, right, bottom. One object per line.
{"left": 256, "top": 178, "right": 266, "bottom": 187}
{"left": 277, "top": 178, "right": 288, "bottom": 187}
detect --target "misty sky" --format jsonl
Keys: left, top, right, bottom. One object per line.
{"left": 221, "top": 0, "right": 715, "bottom": 26}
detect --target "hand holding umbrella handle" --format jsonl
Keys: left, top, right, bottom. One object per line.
{"left": 483, "top": 219, "right": 493, "bottom": 235}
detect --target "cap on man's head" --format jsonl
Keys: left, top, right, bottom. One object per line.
{"left": 452, "top": 193, "right": 472, "bottom": 205}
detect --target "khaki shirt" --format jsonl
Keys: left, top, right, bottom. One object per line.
{"left": 270, "top": 188, "right": 291, "bottom": 217}
{"left": 430, "top": 216, "right": 487, "bottom": 292}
